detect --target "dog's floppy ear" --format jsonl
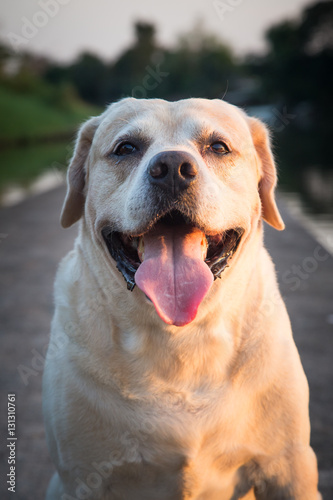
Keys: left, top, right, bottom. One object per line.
{"left": 248, "top": 117, "right": 285, "bottom": 231}
{"left": 60, "top": 116, "right": 100, "bottom": 228}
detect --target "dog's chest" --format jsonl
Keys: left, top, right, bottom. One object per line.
{"left": 93, "top": 387, "right": 252, "bottom": 499}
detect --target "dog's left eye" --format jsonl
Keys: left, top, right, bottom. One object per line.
{"left": 209, "top": 141, "right": 230, "bottom": 155}
{"left": 114, "top": 142, "right": 137, "bottom": 156}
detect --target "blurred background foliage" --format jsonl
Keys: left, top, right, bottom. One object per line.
{"left": 0, "top": 0, "right": 332, "bottom": 212}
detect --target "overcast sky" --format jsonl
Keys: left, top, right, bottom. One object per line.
{"left": 1, "top": 0, "right": 314, "bottom": 63}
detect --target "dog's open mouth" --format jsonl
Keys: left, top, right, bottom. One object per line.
{"left": 102, "top": 211, "right": 243, "bottom": 326}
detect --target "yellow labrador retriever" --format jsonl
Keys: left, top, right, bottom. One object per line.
{"left": 43, "top": 98, "right": 321, "bottom": 500}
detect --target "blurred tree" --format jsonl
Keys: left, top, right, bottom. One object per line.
{"left": 44, "top": 62, "right": 70, "bottom": 86}
{"left": 300, "top": 0, "right": 333, "bottom": 54}
{"left": 161, "top": 26, "right": 236, "bottom": 99}
{"left": 106, "top": 20, "right": 237, "bottom": 101}
{"left": 260, "top": 1, "right": 333, "bottom": 106}
{"left": 67, "top": 52, "right": 108, "bottom": 105}
{"left": 0, "top": 41, "right": 10, "bottom": 75}
{"left": 107, "top": 21, "right": 160, "bottom": 100}
{"left": 249, "top": 0, "right": 333, "bottom": 170}
{"left": 40, "top": 20, "right": 238, "bottom": 103}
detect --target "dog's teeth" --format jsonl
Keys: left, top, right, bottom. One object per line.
{"left": 138, "top": 237, "right": 145, "bottom": 262}
{"left": 201, "top": 235, "right": 208, "bottom": 260}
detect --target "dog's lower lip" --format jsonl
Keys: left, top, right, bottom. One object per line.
{"left": 101, "top": 216, "right": 243, "bottom": 290}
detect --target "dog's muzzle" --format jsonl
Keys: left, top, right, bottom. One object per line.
{"left": 101, "top": 151, "right": 243, "bottom": 325}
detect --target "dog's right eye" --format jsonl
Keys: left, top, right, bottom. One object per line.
{"left": 114, "top": 142, "right": 137, "bottom": 156}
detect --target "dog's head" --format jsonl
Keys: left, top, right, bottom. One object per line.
{"left": 60, "top": 98, "right": 284, "bottom": 326}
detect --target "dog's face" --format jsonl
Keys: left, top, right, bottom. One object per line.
{"left": 61, "top": 98, "right": 284, "bottom": 326}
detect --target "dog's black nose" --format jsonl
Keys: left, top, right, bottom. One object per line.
{"left": 148, "top": 151, "right": 198, "bottom": 197}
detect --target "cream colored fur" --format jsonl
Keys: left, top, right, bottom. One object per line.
{"left": 43, "top": 98, "right": 321, "bottom": 500}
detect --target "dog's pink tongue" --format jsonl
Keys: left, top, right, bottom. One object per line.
{"left": 135, "top": 225, "right": 213, "bottom": 326}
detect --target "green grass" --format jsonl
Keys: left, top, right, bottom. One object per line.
{"left": 0, "top": 141, "right": 73, "bottom": 190}
{"left": 0, "top": 85, "right": 101, "bottom": 142}
{"left": 0, "top": 85, "right": 103, "bottom": 192}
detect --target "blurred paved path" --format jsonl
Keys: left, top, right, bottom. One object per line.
{"left": 0, "top": 186, "right": 332, "bottom": 499}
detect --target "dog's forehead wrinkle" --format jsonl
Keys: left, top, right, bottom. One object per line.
{"left": 174, "top": 101, "right": 252, "bottom": 144}
{"left": 99, "top": 116, "right": 174, "bottom": 152}
{"left": 113, "top": 123, "right": 152, "bottom": 144}
{"left": 97, "top": 98, "right": 252, "bottom": 152}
